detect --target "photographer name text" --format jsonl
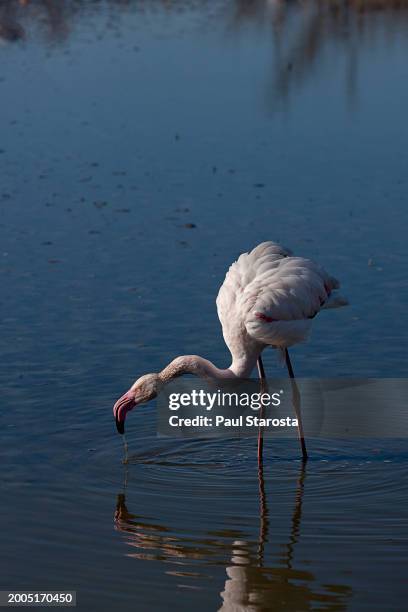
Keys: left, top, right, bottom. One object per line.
{"left": 168, "top": 415, "right": 298, "bottom": 428}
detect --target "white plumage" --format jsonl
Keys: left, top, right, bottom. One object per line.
{"left": 216, "top": 241, "right": 347, "bottom": 376}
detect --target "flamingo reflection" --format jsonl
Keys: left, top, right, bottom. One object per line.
{"left": 218, "top": 462, "right": 318, "bottom": 611}
{"left": 114, "top": 462, "right": 351, "bottom": 610}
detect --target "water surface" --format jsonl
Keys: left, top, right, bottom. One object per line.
{"left": 1, "top": 1, "right": 407, "bottom": 610}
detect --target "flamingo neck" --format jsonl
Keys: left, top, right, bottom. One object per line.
{"left": 158, "top": 355, "right": 237, "bottom": 383}
{"left": 229, "top": 356, "right": 259, "bottom": 378}
{"left": 158, "top": 353, "right": 259, "bottom": 383}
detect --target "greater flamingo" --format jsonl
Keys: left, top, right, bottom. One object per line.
{"left": 113, "top": 241, "right": 347, "bottom": 460}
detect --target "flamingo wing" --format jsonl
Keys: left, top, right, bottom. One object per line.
{"left": 217, "top": 242, "right": 343, "bottom": 350}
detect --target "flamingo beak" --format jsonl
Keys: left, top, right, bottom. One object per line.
{"left": 113, "top": 391, "right": 136, "bottom": 435}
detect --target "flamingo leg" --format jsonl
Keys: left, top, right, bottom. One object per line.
{"left": 284, "top": 348, "right": 308, "bottom": 460}
{"left": 257, "top": 356, "right": 266, "bottom": 466}
{"left": 257, "top": 456, "right": 269, "bottom": 565}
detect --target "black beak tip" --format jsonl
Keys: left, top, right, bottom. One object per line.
{"left": 115, "top": 414, "right": 125, "bottom": 435}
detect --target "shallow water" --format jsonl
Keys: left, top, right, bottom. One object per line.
{"left": 1, "top": 1, "right": 408, "bottom": 610}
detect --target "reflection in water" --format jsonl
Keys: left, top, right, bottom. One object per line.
{"left": 114, "top": 463, "right": 351, "bottom": 610}
{"left": 0, "top": 0, "right": 25, "bottom": 41}
{"left": 231, "top": 0, "right": 408, "bottom": 104}
{"left": 0, "top": 0, "right": 69, "bottom": 43}
{"left": 1, "top": 1, "right": 408, "bottom": 102}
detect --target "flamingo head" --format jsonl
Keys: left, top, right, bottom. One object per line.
{"left": 113, "top": 373, "right": 162, "bottom": 434}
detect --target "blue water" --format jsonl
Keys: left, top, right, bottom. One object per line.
{"left": 1, "top": 2, "right": 407, "bottom": 610}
